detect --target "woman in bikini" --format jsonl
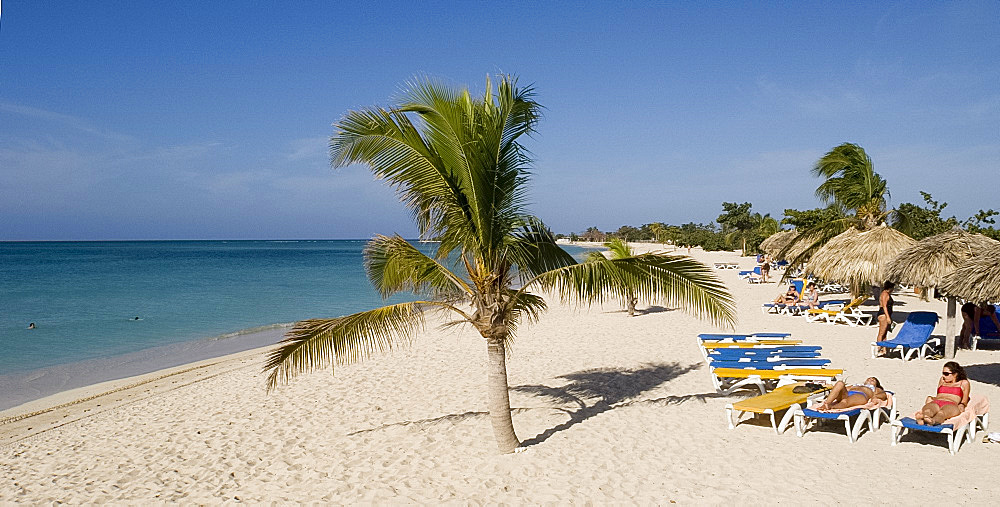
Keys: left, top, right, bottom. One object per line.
{"left": 916, "top": 361, "right": 970, "bottom": 425}
{"left": 773, "top": 284, "right": 800, "bottom": 305}
{"left": 874, "top": 281, "right": 895, "bottom": 344}
{"left": 816, "top": 377, "right": 887, "bottom": 410}
{"left": 802, "top": 282, "right": 820, "bottom": 309}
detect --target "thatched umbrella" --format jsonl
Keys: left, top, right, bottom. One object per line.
{"left": 760, "top": 230, "right": 797, "bottom": 259}
{"left": 805, "top": 225, "right": 916, "bottom": 297}
{"left": 940, "top": 243, "right": 1000, "bottom": 303}
{"left": 886, "top": 229, "right": 1000, "bottom": 357}
{"left": 781, "top": 231, "right": 823, "bottom": 266}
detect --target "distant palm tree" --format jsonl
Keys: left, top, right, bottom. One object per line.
{"left": 263, "top": 75, "right": 735, "bottom": 454}
{"left": 586, "top": 238, "right": 639, "bottom": 316}
{"left": 781, "top": 143, "right": 911, "bottom": 266}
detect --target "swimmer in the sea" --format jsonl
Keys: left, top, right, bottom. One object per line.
{"left": 28, "top": 322, "right": 36, "bottom": 329}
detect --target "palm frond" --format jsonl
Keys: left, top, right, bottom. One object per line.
{"left": 264, "top": 302, "right": 427, "bottom": 391}
{"left": 506, "top": 219, "right": 578, "bottom": 278}
{"left": 364, "top": 234, "right": 471, "bottom": 299}
{"left": 502, "top": 290, "right": 548, "bottom": 342}
{"left": 526, "top": 254, "right": 736, "bottom": 328}
{"left": 604, "top": 238, "right": 634, "bottom": 259}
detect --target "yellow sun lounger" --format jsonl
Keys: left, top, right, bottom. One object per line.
{"left": 726, "top": 382, "right": 831, "bottom": 434}
{"left": 805, "top": 296, "right": 872, "bottom": 326}
{"left": 701, "top": 340, "right": 802, "bottom": 349}
{"left": 710, "top": 367, "right": 843, "bottom": 394}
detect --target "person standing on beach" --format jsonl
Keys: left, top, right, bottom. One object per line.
{"left": 760, "top": 258, "right": 770, "bottom": 283}
{"left": 874, "top": 281, "right": 895, "bottom": 343}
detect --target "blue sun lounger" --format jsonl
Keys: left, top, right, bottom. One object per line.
{"left": 891, "top": 418, "right": 963, "bottom": 454}
{"left": 972, "top": 315, "right": 1000, "bottom": 350}
{"left": 795, "top": 407, "right": 871, "bottom": 442}
{"left": 699, "top": 333, "right": 791, "bottom": 341}
{"left": 709, "top": 358, "right": 831, "bottom": 369}
{"left": 708, "top": 345, "right": 822, "bottom": 355}
{"left": 708, "top": 350, "right": 822, "bottom": 360}
{"left": 792, "top": 393, "right": 896, "bottom": 443}
{"left": 871, "top": 311, "right": 940, "bottom": 361}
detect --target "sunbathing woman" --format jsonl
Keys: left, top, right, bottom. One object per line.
{"left": 802, "top": 282, "right": 820, "bottom": 309}
{"left": 816, "top": 377, "right": 887, "bottom": 410}
{"left": 773, "top": 284, "right": 800, "bottom": 305}
{"left": 916, "top": 361, "right": 970, "bottom": 425}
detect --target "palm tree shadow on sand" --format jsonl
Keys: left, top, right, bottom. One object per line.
{"left": 347, "top": 362, "right": 731, "bottom": 441}
{"left": 513, "top": 361, "right": 723, "bottom": 447}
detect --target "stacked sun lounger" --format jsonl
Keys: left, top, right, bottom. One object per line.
{"left": 699, "top": 333, "right": 841, "bottom": 395}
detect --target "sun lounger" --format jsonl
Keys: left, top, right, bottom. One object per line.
{"left": 787, "top": 299, "right": 849, "bottom": 316}
{"left": 709, "top": 358, "right": 831, "bottom": 369}
{"left": 699, "top": 340, "right": 804, "bottom": 360}
{"left": 805, "top": 296, "right": 871, "bottom": 326}
{"left": 792, "top": 393, "right": 896, "bottom": 443}
{"left": 708, "top": 349, "right": 822, "bottom": 360}
{"left": 972, "top": 315, "right": 1000, "bottom": 351}
{"left": 890, "top": 395, "right": 990, "bottom": 455}
{"left": 698, "top": 332, "right": 792, "bottom": 341}
{"left": 701, "top": 340, "right": 802, "bottom": 349}
{"left": 872, "top": 311, "right": 940, "bottom": 361}
{"left": 726, "top": 382, "right": 831, "bottom": 434}
{"left": 710, "top": 366, "right": 843, "bottom": 395}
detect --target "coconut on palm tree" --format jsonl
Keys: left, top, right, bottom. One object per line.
{"left": 263, "top": 75, "right": 736, "bottom": 454}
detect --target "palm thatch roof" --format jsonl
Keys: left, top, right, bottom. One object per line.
{"left": 760, "top": 230, "right": 797, "bottom": 258}
{"left": 805, "top": 224, "right": 916, "bottom": 294}
{"left": 886, "top": 228, "right": 1000, "bottom": 287}
{"left": 939, "top": 244, "right": 1000, "bottom": 303}
{"left": 780, "top": 231, "right": 826, "bottom": 266}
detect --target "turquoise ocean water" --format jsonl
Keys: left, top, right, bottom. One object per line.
{"left": 0, "top": 240, "right": 592, "bottom": 409}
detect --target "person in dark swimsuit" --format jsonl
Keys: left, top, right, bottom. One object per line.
{"left": 773, "top": 284, "right": 800, "bottom": 305}
{"left": 959, "top": 302, "right": 978, "bottom": 349}
{"left": 816, "top": 377, "right": 887, "bottom": 410}
{"left": 875, "top": 281, "right": 895, "bottom": 344}
{"left": 916, "top": 361, "right": 970, "bottom": 425}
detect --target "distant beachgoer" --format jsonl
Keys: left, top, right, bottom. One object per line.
{"left": 875, "top": 281, "right": 895, "bottom": 344}
{"left": 27, "top": 322, "right": 35, "bottom": 329}
{"left": 916, "top": 361, "right": 970, "bottom": 425}
{"left": 960, "top": 302, "right": 978, "bottom": 349}
{"left": 760, "top": 259, "right": 770, "bottom": 283}
{"left": 803, "top": 282, "right": 820, "bottom": 309}
{"left": 773, "top": 284, "right": 800, "bottom": 305}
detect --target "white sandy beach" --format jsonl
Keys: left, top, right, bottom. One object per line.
{"left": 2, "top": 245, "right": 999, "bottom": 503}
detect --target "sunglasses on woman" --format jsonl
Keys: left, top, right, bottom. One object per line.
{"left": 942, "top": 371, "right": 955, "bottom": 376}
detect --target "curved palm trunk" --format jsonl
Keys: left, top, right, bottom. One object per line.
{"left": 486, "top": 337, "right": 520, "bottom": 453}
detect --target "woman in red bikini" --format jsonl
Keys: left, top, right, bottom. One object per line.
{"left": 916, "top": 361, "right": 970, "bottom": 425}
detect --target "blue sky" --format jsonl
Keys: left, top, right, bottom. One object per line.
{"left": 1, "top": 1, "right": 997, "bottom": 240}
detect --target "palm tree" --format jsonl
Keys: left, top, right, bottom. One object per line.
{"left": 586, "top": 238, "right": 638, "bottom": 316}
{"left": 780, "top": 143, "right": 910, "bottom": 267}
{"left": 264, "top": 75, "right": 736, "bottom": 454}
